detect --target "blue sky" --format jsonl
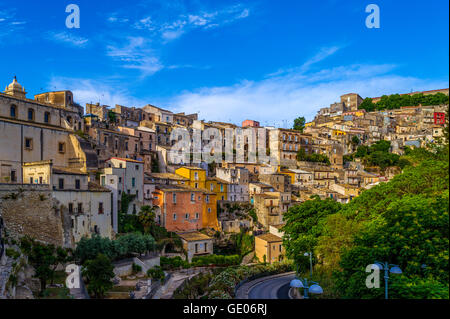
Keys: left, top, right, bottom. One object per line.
{"left": 0, "top": 0, "right": 448, "bottom": 126}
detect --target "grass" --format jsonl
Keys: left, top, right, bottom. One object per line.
{"left": 40, "top": 287, "right": 72, "bottom": 299}
{"left": 51, "top": 271, "right": 68, "bottom": 285}
{"left": 109, "top": 285, "right": 135, "bottom": 293}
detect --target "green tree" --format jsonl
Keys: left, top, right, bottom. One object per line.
{"left": 282, "top": 197, "right": 342, "bottom": 267}
{"left": 351, "top": 135, "right": 360, "bottom": 147}
{"left": 138, "top": 205, "right": 156, "bottom": 234}
{"left": 82, "top": 254, "right": 115, "bottom": 299}
{"left": 335, "top": 194, "right": 449, "bottom": 299}
{"left": 293, "top": 117, "right": 306, "bottom": 132}
{"left": 19, "top": 237, "right": 68, "bottom": 295}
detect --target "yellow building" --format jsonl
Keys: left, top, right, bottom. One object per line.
{"left": 175, "top": 166, "right": 207, "bottom": 189}
{"left": 202, "top": 192, "right": 220, "bottom": 230}
{"left": 279, "top": 169, "right": 296, "bottom": 184}
{"left": 206, "top": 177, "right": 228, "bottom": 201}
{"left": 255, "top": 233, "right": 285, "bottom": 264}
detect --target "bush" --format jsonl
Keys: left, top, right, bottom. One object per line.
{"left": 132, "top": 263, "right": 142, "bottom": 274}
{"left": 75, "top": 233, "right": 155, "bottom": 264}
{"left": 147, "top": 266, "right": 165, "bottom": 281}
{"left": 160, "top": 256, "right": 189, "bottom": 270}
{"left": 191, "top": 254, "right": 241, "bottom": 267}
{"left": 5, "top": 248, "right": 20, "bottom": 259}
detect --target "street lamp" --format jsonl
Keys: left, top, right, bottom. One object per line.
{"left": 374, "top": 261, "right": 402, "bottom": 299}
{"left": 290, "top": 277, "right": 323, "bottom": 299}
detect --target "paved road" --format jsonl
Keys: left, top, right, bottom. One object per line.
{"left": 246, "top": 273, "right": 296, "bottom": 299}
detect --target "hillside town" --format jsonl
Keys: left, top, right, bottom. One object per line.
{"left": 0, "top": 76, "right": 448, "bottom": 299}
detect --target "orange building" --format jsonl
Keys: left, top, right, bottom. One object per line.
{"left": 152, "top": 185, "right": 204, "bottom": 232}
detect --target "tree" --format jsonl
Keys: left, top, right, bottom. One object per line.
{"left": 19, "top": 237, "right": 69, "bottom": 295}
{"left": 334, "top": 194, "right": 449, "bottom": 299}
{"left": 293, "top": 117, "right": 306, "bottom": 132}
{"left": 282, "top": 197, "right": 342, "bottom": 268}
{"left": 82, "top": 254, "right": 115, "bottom": 299}
{"left": 138, "top": 205, "right": 156, "bottom": 234}
{"left": 351, "top": 135, "right": 360, "bottom": 148}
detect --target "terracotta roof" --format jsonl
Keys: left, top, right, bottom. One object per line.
{"left": 177, "top": 231, "right": 212, "bottom": 242}
{"left": 207, "top": 177, "right": 229, "bottom": 184}
{"left": 256, "top": 233, "right": 283, "bottom": 242}
{"left": 109, "top": 157, "right": 144, "bottom": 163}
{"left": 146, "top": 172, "right": 188, "bottom": 180}
{"left": 52, "top": 167, "right": 87, "bottom": 175}
{"left": 155, "top": 184, "right": 203, "bottom": 193}
{"left": 88, "top": 182, "right": 111, "bottom": 192}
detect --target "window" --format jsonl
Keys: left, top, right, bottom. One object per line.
{"left": 44, "top": 112, "right": 50, "bottom": 123}
{"left": 28, "top": 108, "right": 35, "bottom": 121}
{"left": 68, "top": 203, "right": 73, "bottom": 213}
{"left": 173, "top": 193, "right": 177, "bottom": 203}
{"left": 195, "top": 213, "right": 199, "bottom": 219}
{"left": 118, "top": 177, "right": 122, "bottom": 183}
{"left": 125, "top": 142, "right": 129, "bottom": 151}
{"left": 205, "top": 195, "right": 209, "bottom": 203}
{"left": 195, "top": 243, "right": 199, "bottom": 253}
{"left": 208, "top": 208, "right": 211, "bottom": 213}
{"left": 77, "top": 203, "right": 83, "bottom": 213}
{"left": 29, "top": 177, "right": 33, "bottom": 184}
{"left": 194, "top": 183, "right": 198, "bottom": 189}
{"left": 132, "top": 178, "right": 136, "bottom": 187}
{"left": 75, "top": 179, "right": 80, "bottom": 190}
{"left": 25, "top": 138, "right": 33, "bottom": 150}
{"left": 10, "top": 105, "right": 16, "bottom": 118}
{"left": 185, "top": 213, "right": 189, "bottom": 219}
{"left": 11, "top": 170, "right": 17, "bottom": 182}
{"left": 173, "top": 213, "right": 177, "bottom": 220}
{"left": 194, "top": 172, "right": 199, "bottom": 180}
{"left": 191, "top": 193, "right": 195, "bottom": 202}
{"left": 58, "top": 178, "right": 64, "bottom": 189}
{"left": 210, "top": 184, "right": 214, "bottom": 191}
{"left": 220, "top": 184, "right": 224, "bottom": 192}
{"left": 98, "top": 202, "right": 104, "bottom": 214}
{"left": 58, "top": 142, "right": 65, "bottom": 154}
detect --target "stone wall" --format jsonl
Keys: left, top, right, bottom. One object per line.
{"left": 0, "top": 185, "right": 70, "bottom": 247}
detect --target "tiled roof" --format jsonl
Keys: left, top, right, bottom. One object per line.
{"left": 256, "top": 233, "right": 282, "bottom": 242}
{"left": 177, "top": 231, "right": 212, "bottom": 242}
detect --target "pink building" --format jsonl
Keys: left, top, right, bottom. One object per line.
{"left": 242, "top": 120, "right": 260, "bottom": 128}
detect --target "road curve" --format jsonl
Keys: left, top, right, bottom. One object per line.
{"left": 235, "top": 272, "right": 295, "bottom": 299}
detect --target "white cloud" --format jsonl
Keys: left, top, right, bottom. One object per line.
{"left": 106, "top": 37, "right": 163, "bottom": 77}
{"left": 48, "top": 77, "right": 146, "bottom": 109}
{"left": 132, "top": 4, "right": 251, "bottom": 41}
{"left": 168, "top": 63, "right": 449, "bottom": 127}
{"left": 47, "top": 31, "right": 89, "bottom": 48}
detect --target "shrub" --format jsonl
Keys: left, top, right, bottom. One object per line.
{"left": 5, "top": 248, "right": 20, "bottom": 259}
{"left": 147, "top": 266, "right": 165, "bottom": 281}
{"left": 132, "top": 263, "right": 142, "bottom": 274}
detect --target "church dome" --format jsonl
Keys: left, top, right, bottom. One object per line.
{"left": 4, "top": 76, "right": 27, "bottom": 98}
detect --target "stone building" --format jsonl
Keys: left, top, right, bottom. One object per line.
{"left": 0, "top": 77, "right": 96, "bottom": 183}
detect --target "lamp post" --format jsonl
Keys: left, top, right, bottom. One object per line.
{"left": 290, "top": 277, "right": 323, "bottom": 299}
{"left": 290, "top": 265, "right": 323, "bottom": 299}
{"left": 304, "top": 252, "right": 313, "bottom": 278}
{"left": 374, "top": 261, "right": 402, "bottom": 299}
